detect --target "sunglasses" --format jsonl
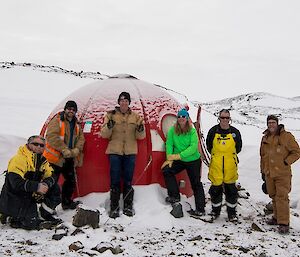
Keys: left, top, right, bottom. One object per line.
{"left": 177, "top": 115, "right": 187, "bottom": 119}
{"left": 31, "top": 142, "right": 45, "bottom": 147}
{"left": 219, "top": 117, "right": 230, "bottom": 120}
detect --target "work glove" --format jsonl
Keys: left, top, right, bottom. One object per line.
{"left": 71, "top": 147, "right": 80, "bottom": 157}
{"left": 107, "top": 119, "right": 115, "bottom": 129}
{"left": 161, "top": 160, "right": 173, "bottom": 169}
{"left": 62, "top": 148, "right": 72, "bottom": 158}
{"left": 32, "top": 192, "right": 44, "bottom": 203}
{"left": 136, "top": 124, "right": 144, "bottom": 132}
{"left": 43, "top": 176, "right": 55, "bottom": 188}
{"left": 167, "top": 154, "right": 181, "bottom": 161}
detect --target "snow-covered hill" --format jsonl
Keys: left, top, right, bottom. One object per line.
{"left": 0, "top": 67, "right": 300, "bottom": 256}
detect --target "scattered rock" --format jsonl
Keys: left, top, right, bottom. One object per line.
{"left": 251, "top": 222, "right": 265, "bottom": 232}
{"left": 92, "top": 242, "right": 123, "bottom": 254}
{"left": 52, "top": 233, "right": 67, "bottom": 241}
{"left": 71, "top": 228, "right": 85, "bottom": 236}
{"left": 188, "top": 235, "right": 202, "bottom": 241}
{"left": 69, "top": 241, "right": 84, "bottom": 252}
{"left": 73, "top": 206, "right": 99, "bottom": 229}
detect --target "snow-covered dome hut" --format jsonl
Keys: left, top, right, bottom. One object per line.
{"left": 41, "top": 75, "right": 199, "bottom": 197}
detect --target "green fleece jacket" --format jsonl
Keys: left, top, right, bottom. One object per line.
{"left": 166, "top": 126, "right": 200, "bottom": 162}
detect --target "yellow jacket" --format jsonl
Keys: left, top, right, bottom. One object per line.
{"left": 8, "top": 145, "right": 53, "bottom": 180}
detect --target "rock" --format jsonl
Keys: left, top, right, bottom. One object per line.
{"left": 251, "top": 222, "right": 265, "bottom": 232}
{"left": 92, "top": 242, "right": 124, "bottom": 255}
{"left": 69, "top": 241, "right": 84, "bottom": 252}
{"left": 72, "top": 206, "right": 99, "bottom": 229}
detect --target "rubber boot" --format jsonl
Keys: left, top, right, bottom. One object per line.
{"left": 123, "top": 187, "right": 135, "bottom": 217}
{"left": 109, "top": 187, "right": 120, "bottom": 219}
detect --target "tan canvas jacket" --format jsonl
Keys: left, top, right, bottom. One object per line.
{"left": 100, "top": 107, "right": 146, "bottom": 155}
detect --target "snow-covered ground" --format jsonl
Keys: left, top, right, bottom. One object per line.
{"left": 0, "top": 68, "right": 300, "bottom": 256}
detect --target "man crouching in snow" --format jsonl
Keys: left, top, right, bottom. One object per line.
{"left": 0, "top": 135, "right": 62, "bottom": 230}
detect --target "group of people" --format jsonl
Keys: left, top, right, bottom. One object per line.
{"left": 0, "top": 92, "right": 299, "bottom": 235}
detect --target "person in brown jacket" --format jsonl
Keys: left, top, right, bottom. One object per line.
{"left": 260, "top": 114, "right": 300, "bottom": 234}
{"left": 44, "top": 100, "right": 85, "bottom": 210}
{"left": 101, "top": 92, "right": 146, "bottom": 218}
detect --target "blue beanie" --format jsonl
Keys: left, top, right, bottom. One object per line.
{"left": 177, "top": 108, "right": 189, "bottom": 118}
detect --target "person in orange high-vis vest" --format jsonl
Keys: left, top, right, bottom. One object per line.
{"left": 44, "top": 100, "right": 85, "bottom": 210}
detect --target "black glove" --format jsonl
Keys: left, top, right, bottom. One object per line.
{"left": 107, "top": 119, "right": 115, "bottom": 129}
{"left": 43, "top": 177, "right": 55, "bottom": 188}
{"left": 261, "top": 173, "right": 265, "bottom": 181}
{"left": 136, "top": 124, "right": 144, "bottom": 132}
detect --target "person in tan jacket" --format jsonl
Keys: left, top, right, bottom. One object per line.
{"left": 44, "top": 100, "right": 85, "bottom": 210}
{"left": 260, "top": 115, "right": 300, "bottom": 234}
{"left": 101, "top": 92, "right": 145, "bottom": 218}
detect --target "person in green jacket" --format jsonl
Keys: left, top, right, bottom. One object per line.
{"left": 161, "top": 108, "right": 205, "bottom": 216}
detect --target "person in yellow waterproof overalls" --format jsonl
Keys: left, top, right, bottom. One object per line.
{"left": 206, "top": 109, "right": 242, "bottom": 221}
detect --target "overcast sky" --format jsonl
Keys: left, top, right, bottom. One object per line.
{"left": 1, "top": 0, "right": 300, "bottom": 101}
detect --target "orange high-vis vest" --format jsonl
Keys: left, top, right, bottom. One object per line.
{"left": 43, "top": 114, "right": 80, "bottom": 164}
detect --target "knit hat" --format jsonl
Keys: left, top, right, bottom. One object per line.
{"left": 177, "top": 108, "right": 189, "bottom": 118}
{"left": 64, "top": 100, "right": 78, "bottom": 112}
{"left": 267, "top": 114, "right": 278, "bottom": 124}
{"left": 118, "top": 92, "right": 131, "bottom": 104}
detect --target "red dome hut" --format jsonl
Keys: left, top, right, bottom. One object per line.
{"left": 41, "top": 75, "right": 205, "bottom": 198}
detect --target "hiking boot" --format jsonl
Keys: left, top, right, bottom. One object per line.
{"left": 278, "top": 224, "right": 289, "bottom": 234}
{"left": 20, "top": 217, "right": 42, "bottom": 230}
{"left": 189, "top": 209, "right": 205, "bottom": 217}
{"left": 123, "top": 207, "right": 135, "bottom": 217}
{"left": 10, "top": 217, "right": 22, "bottom": 228}
{"left": 266, "top": 217, "right": 277, "bottom": 225}
{"left": 165, "top": 196, "right": 180, "bottom": 204}
{"left": 210, "top": 211, "right": 220, "bottom": 220}
{"left": 228, "top": 214, "right": 238, "bottom": 222}
{"left": 123, "top": 187, "right": 135, "bottom": 217}
{"left": 39, "top": 207, "right": 62, "bottom": 225}
{"left": 109, "top": 187, "right": 120, "bottom": 219}
{"left": 109, "top": 209, "right": 120, "bottom": 219}
{"left": 62, "top": 200, "right": 81, "bottom": 210}
{"left": 0, "top": 213, "right": 8, "bottom": 224}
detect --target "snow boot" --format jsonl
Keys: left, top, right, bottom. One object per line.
{"left": 266, "top": 216, "right": 277, "bottom": 225}
{"left": 165, "top": 196, "right": 180, "bottom": 204}
{"left": 123, "top": 187, "right": 135, "bottom": 217}
{"left": 39, "top": 206, "right": 62, "bottom": 226}
{"left": 62, "top": 200, "right": 81, "bottom": 210}
{"left": 109, "top": 187, "right": 120, "bottom": 219}
{"left": 278, "top": 224, "right": 289, "bottom": 234}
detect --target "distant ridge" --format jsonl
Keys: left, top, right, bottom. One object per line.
{"left": 0, "top": 61, "right": 109, "bottom": 80}
{"left": 196, "top": 92, "right": 300, "bottom": 131}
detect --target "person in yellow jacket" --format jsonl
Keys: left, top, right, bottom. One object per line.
{"left": 44, "top": 100, "right": 85, "bottom": 210}
{"left": 0, "top": 135, "right": 61, "bottom": 230}
{"left": 101, "top": 92, "right": 145, "bottom": 218}
{"left": 206, "top": 109, "right": 242, "bottom": 221}
{"left": 260, "top": 115, "right": 300, "bottom": 234}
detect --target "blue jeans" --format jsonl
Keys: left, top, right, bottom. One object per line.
{"left": 109, "top": 154, "right": 136, "bottom": 190}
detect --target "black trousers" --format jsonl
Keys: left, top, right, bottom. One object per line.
{"left": 162, "top": 158, "right": 205, "bottom": 212}
{"left": 43, "top": 183, "right": 62, "bottom": 210}
{"left": 51, "top": 158, "right": 76, "bottom": 204}
{"left": 209, "top": 183, "right": 238, "bottom": 216}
